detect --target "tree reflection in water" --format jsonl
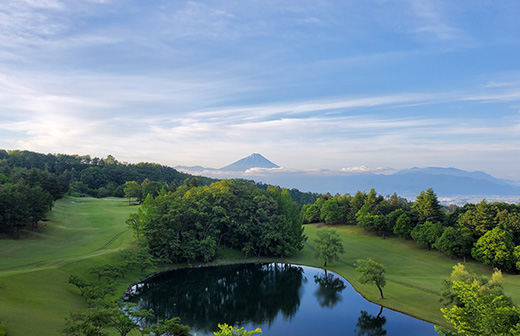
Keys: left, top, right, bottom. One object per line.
{"left": 125, "top": 263, "right": 304, "bottom": 333}
{"left": 313, "top": 270, "right": 346, "bottom": 308}
{"left": 355, "top": 306, "right": 387, "bottom": 336}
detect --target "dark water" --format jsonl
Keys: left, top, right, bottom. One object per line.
{"left": 124, "top": 263, "right": 439, "bottom": 336}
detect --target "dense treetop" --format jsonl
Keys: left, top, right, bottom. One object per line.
{"left": 130, "top": 179, "right": 307, "bottom": 262}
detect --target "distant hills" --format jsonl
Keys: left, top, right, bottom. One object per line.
{"left": 176, "top": 154, "right": 520, "bottom": 201}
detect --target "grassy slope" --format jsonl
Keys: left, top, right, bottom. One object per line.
{"left": 2, "top": 197, "right": 520, "bottom": 334}
{"left": 290, "top": 224, "right": 520, "bottom": 327}
{"left": 0, "top": 197, "right": 139, "bottom": 336}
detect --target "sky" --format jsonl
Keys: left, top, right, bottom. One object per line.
{"left": 1, "top": 0, "right": 520, "bottom": 179}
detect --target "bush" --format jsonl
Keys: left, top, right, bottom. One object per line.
{"left": 0, "top": 321, "right": 7, "bottom": 336}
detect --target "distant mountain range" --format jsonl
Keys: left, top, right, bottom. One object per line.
{"left": 176, "top": 154, "right": 520, "bottom": 200}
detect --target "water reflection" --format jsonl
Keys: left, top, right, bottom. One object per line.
{"left": 125, "top": 263, "right": 304, "bottom": 333}
{"left": 313, "top": 270, "right": 346, "bottom": 308}
{"left": 355, "top": 307, "right": 387, "bottom": 336}
{"left": 124, "top": 263, "right": 438, "bottom": 336}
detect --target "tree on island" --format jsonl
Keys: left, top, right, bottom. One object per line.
{"left": 355, "top": 258, "right": 386, "bottom": 299}
{"left": 314, "top": 227, "right": 345, "bottom": 267}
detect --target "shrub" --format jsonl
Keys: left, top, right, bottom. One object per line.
{"left": 0, "top": 321, "right": 7, "bottom": 336}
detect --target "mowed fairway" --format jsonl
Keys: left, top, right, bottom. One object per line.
{"left": 0, "top": 197, "right": 137, "bottom": 336}
{"left": 292, "top": 224, "right": 520, "bottom": 327}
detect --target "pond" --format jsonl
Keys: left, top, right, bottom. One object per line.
{"left": 124, "top": 263, "right": 439, "bottom": 336}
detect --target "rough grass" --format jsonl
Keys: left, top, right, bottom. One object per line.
{"left": 2, "top": 198, "right": 520, "bottom": 335}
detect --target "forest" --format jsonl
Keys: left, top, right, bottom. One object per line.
{"left": 130, "top": 179, "right": 306, "bottom": 262}
{"left": 302, "top": 188, "right": 520, "bottom": 271}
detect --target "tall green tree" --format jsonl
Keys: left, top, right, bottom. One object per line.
{"left": 412, "top": 188, "right": 444, "bottom": 225}
{"left": 497, "top": 210, "right": 520, "bottom": 245}
{"left": 314, "top": 228, "right": 345, "bottom": 267}
{"left": 458, "top": 199, "right": 496, "bottom": 237}
{"left": 0, "top": 181, "right": 32, "bottom": 238}
{"left": 124, "top": 181, "right": 141, "bottom": 205}
{"left": 355, "top": 259, "right": 386, "bottom": 299}
{"left": 320, "top": 195, "right": 350, "bottom": 224}
{"left": 472, "top": 227, "right": 515, "bottom": 270}
{"left": 301, "top": 200, "right": 322, "bottom": 223}
{"left": 379, "top": 208, "right": 404, "bottom": 238}
{"left": 411, "top": 221, "right": 444, "bottom": 250}
{"left": 356, "top": 203, "right": 376, "bottom": 232}
{"left": 435, "top": 227, "right": 474, "bottom": 261}
{"left": 393, "top": 212, "right": 414, "bottom": 239}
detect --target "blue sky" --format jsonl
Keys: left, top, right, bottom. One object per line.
{"left": 1, "top": 0, "right": 520, "bottom": 179}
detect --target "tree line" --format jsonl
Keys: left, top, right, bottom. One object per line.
{"left": 0, "top": 149, "right": 213, "bottom": 198}
{"left": 0, "top": 166, "right": 68, "bottom": 238}
{"left": 302, "top": 188, "right": 520, "bottom": 272}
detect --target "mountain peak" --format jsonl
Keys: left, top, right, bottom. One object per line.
{"left": 220, "top": 153, "right": 280, "bottom": 171}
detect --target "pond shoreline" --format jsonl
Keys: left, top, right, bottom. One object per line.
{"left": 122, "top": 261, "right": 442, "bottom": 335}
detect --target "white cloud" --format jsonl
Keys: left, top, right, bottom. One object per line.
{"left": 405, "top": 0, "right": 466, "bottom": 41}
{"left": 341, "top": 166, "right": 395, "bottom": 174}
{"left": 0, "top": 0, "right": 519, "bottom": 181}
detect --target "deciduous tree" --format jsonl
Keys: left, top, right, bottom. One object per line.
{"left": 436, "top": 264, "right": 520, "bottom": 336}
{"left": 411, "top": 221, "right": 443, "bottom": 250}
{"left": 355, "top": 259, "right": 386, "bottom": 299}
{"left": 472, "top": 227, "right": 515, "bottom": 270}
{"left": 314, "top": 228, "right": 345, "bottom": 267}
{"left": 393, "top": 212, "right": 413, "bottom": 239}
{"left": 435, "top": 227, "right": 474, "bottom": 261}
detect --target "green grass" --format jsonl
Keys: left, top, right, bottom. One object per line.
{"left": 0, "top": 197, "right": 140, "bottom": 336}
{"left": 2, "top": 198, "right": 520, "bottom": 335}
{"left": 289, "top": 224, "right": 520, "bottom": 327}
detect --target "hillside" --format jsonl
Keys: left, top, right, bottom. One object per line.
{"left": 2, "top": 197, "right": 520, "bottom": 335}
